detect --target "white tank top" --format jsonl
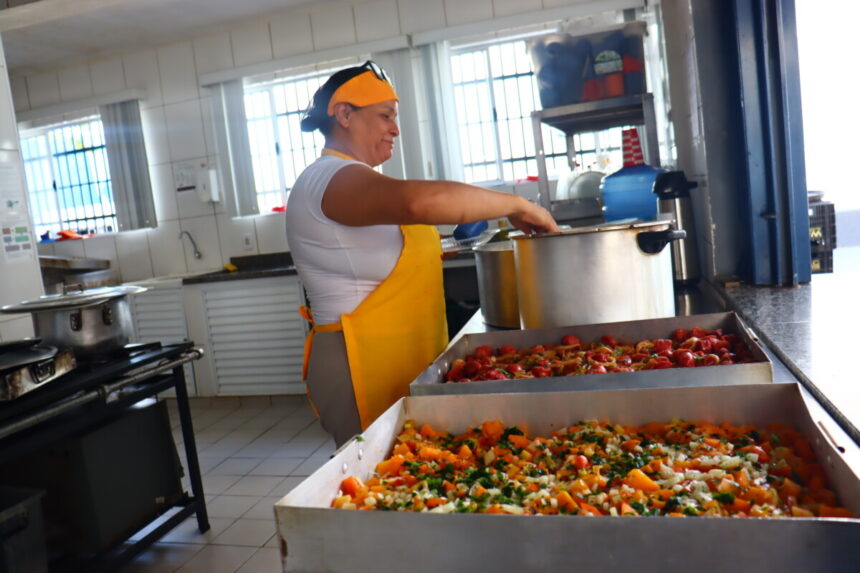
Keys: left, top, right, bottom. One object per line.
{"left": 286, "top": 155, "right": 403, "bottom": 325}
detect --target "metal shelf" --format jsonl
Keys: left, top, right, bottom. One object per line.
{"left": 532, "top": 93, "right": 659, "bottom": 214}
{"left": 535, "top": 93, "right": 655, "bottom": 135}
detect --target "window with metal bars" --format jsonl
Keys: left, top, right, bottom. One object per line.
{"left": 243, "top": 70, "right": 332, "bottom": 212}
{"left": 449, "top": 37, "right": 625, "bottom": 185}
{"left": 20, "top": 116, "right": 117, "bottom": 238}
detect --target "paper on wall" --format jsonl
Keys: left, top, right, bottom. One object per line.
{"left": 0, "top": 154, "right": 36, "bottom": 263}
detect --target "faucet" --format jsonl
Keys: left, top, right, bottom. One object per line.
{"left": 179, "top": 230, "right": 202, "bottom": 259}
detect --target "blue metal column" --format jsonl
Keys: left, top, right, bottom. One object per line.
{"left": 733, "top": 0, "right": 811, "bottom": 285}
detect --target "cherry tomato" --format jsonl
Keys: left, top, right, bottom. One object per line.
{"left": 698, "top": 354, "right": 720, "bottom": 366}
{"left": 531, "top": 366, "right": 552, "bottom": 378}
{"left": 485, "top": 369, "right": 509, "bottom": 380}
{"left": 672, "top": 328, "right": 688, "bottom": 343}
{"left": 464, "top": 360, "right": 482, "bottom": 377}
{"left": 600, "top": 335, "right": 618, "bottom": 347}
{"left": 674, "top": 351, "right": 695, "bottom": 368}
{"left": 561, "top": 335, "right": 581, "bottom": 346}
{"left": 591, "top": 353, "right": 610, "bottom": 363}
{"left": 562, "top": 363, "right": 580, "bottom": 375}
{"left": 587, "top": 365, "right": 607, "bottom": 374}
{"left": 616, "top": 355, "right": 632, "bottom": 367}
{"left": 572, "top": 455, "right": 590, "bottom": 470}
{"left": 653, "top": 339, "right": 673, "bottom": 353}
{"left": 498, "top": 344, "right": 517, "bottom": 356}
{"left": 507, "top": 363, "right": 523, "bottom": 374}
{"left": 474, "top": 345, "right": 494, "bottom": 359}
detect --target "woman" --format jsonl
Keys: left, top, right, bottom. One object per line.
{"left": 287, "top": 60, "right": 558, "bottom": 446}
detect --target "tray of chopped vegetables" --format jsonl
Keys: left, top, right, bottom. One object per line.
{"left": 275, "top": 384, "right": 860, "bottom": 572}
{"left": 410, "top": 312, "right": 774, "bottom": 396}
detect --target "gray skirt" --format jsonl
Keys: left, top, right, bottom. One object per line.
{"left": 305, "top": 330, "right": 362, "bottom": 448}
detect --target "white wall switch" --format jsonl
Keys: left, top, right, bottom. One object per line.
{"left": 242, "top": 232, "right": 254, "bottom": 251}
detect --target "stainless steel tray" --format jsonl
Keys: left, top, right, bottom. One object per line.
{"left": 410, "top": 312, "right": 774, "bottom": 396}
{"left": 275, "top": 384, "right": 860, "bottom": 572}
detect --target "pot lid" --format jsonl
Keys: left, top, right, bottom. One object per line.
{"left": 0, "top": 285, "right": 147, "bottom": 314}
{"left": 0, "top": 337, "right": 42, "bottom": 353}
{"left": 0, "top": 344, "right": 58, "bottom": 373}
{"left": 511, "top": 218, "right": 672, "bottom": 241}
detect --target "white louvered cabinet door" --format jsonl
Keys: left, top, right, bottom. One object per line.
{"left": 199, "top": 275, "right": 307, "bottom": 396}
{"left": 128, "top": 283, "right": 197, "bottom": 396}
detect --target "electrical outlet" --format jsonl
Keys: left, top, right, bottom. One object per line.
{"left": 242, "top": 233, "right": 254, "bottom": 251}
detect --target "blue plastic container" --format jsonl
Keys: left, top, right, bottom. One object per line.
{"left": 453, "top": 220, "right": 488, "bottom": 241}
{"left": 599, "top": 164, "right": 664, "bottom": 222}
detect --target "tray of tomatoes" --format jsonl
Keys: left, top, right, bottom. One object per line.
{"left": 410, "top": 312, "right": 773, "bottom": 396}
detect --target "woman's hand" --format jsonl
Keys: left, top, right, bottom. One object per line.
{"left": 507, "top": 197, "right": 559, "bottom": 235}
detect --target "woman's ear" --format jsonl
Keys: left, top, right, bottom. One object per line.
{"left": 332, "top": 102, "right": 353, "bottom": 127}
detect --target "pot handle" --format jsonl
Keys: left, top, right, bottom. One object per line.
{"left": 637, "top": 228, "right": 686, "bottom": 254}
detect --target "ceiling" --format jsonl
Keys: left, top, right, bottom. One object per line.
{"left": 0, "top": 0, "right": 322, "bottom": 74}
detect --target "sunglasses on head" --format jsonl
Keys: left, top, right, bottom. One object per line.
{"left": 361, "top": 60, "right": 389, "bottom": 83}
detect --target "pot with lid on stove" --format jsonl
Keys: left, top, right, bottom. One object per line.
{"left": 0, "top": 285, "right": 146, "bottom": 360}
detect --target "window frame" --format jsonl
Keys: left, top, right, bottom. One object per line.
{"left": 241, "top": 64, "right": 347, "bottom": 213}
{"left": 446, "top": 33, "right": 628, "bottom": 186}
{"left": 19, "top": 114, "right": 118, "bottom": 238}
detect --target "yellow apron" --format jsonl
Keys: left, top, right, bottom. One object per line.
{"left": 300, "top": 149, "right": 448, "bottom": 428}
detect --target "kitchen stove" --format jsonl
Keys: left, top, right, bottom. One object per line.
{"left": 0, "top": 343, "right": 76, "bottom": 401}
{"left": 0, "top": 341, "right": 209, "bottom": 572}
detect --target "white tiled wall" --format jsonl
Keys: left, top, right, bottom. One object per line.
{"left": 14, "top": 0, "right": 597, "bottom": 284}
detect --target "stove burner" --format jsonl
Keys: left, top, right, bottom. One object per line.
{"left": 75, "top": 341, "right": 164, "bottom": 369}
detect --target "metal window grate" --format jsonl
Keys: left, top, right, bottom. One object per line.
{"left": 20, "top": 117, "right": 117, "bottom": 237}
{"left": 450, "top": 39, "right": 626, "bottom": 184}
{"left": 244, "top": 70, "right": 333, "bottom": 212}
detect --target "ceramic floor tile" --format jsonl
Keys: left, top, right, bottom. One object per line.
{"left": 236, "top": 547, "right": 281, "bottom": 572}
{"left": 212, "top": 518, "right": 277, "bottom": 547}
{"left": 121, "top": 542, "right": 203, "bottom": 572}
{"left": 223, "top": 475, "right": 283, "bottom": 496}
{"left": 158, "top": 517, "right": 236, "bottom": 545}
{"left": 269, "top": 476, "right": 306, "bottom": 498}
{"left": 201, "top": 474, "right": 243, "bottom": 495}
{"left": 175, "top": 544, "right": 257, "bottom": 573}
{"left": 243, "top": 497, "right": 281, "bottom": 520}
{"left": 278, "top": 436, "right": 329, "bottom": 457}
{"left": 234, "top": 443, "right": 282, "bottom": 458}
{"left": 208, "top": 457, "right": 263, "bottom": 476}
{"left": 206, "top": 495, "right": 261, "bottom": 519}
{"left": 247, "top": 457, "right": 304, "bottom": 476}
{"left": 290, "top": 455, "right": 330, "bottom": 476}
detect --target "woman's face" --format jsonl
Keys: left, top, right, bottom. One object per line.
{"left": 349, "top": 100, "right": 400, "bottom": 167}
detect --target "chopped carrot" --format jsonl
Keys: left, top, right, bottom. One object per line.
{"left": 419, "top": 423, "right": 438, "bottom": 440}
{"left": 625, "top": 468, "right": 660, "bottom": 492}
{"left": 481, "top": 420, "right": 505, "bottom": 443}
{"left": 508, "top": 434, "right": 531, "bottom": 449}
{"left": 340, "top": 476, "right": 364, "bottom": 497}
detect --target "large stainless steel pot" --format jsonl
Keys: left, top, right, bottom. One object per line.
{"left": 0, "top": 285, "right": 146, "bottom": 359}
{"left": 474, "top": 242, "right": 519, "bottom": 328}
{"left": 512, "top": 220, "right": 684, "bottom": 329}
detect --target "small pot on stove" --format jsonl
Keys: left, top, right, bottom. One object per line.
{"left": 0, "top": 285, "right": 147, "bottom": 360}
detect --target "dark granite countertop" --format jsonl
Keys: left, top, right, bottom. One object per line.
{"left": 182, "top": 252, "right": 297, "bottom": 284}
{"left": 182, "top": 265, "right": 297, "bottom": 284}
{"left": 717, "top": 272, "right": 860, "bottom": 445}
